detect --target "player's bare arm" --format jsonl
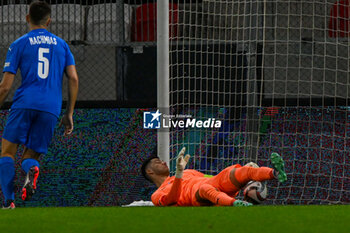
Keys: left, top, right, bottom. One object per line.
{"left": 0, "top": 72, "right": 15, "bottom": 108}
{"left": 60, "top": 65, "right": 79, "bottom": 136}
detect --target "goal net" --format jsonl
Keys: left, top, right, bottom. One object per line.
{"left": 168, "top": 0, "right": 350, "bottom": 204}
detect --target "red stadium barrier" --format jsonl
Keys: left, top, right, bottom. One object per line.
{"left": 131, "top": 3, "right": 178, "bottom": 42}
{"left": 328, "top": 0, "right": 350, "bottom": 37}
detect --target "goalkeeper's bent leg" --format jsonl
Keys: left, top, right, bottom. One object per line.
{"left": 230, "top": 166, "right": 275, "bottom": 188}
{"left": 197, "top": 183, "right": 235, "bottom": 206}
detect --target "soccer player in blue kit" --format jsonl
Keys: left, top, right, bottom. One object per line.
{"left": 0, "top": 1, "right": 79, "bottom": 209}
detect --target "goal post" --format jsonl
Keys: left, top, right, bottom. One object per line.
{"left": 157, "top": 0, "right": 170, "bottom": 166}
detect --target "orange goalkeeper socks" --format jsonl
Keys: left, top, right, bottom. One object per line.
{"left": 198, "top": 184, "right": 235, "bottom": 206}
{"left": 234, "top": 166, "right": 274, "bottom": 186}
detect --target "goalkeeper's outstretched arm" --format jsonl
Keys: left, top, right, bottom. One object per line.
{"left": 151, "top": 147, "right": 190, "bottom": 206}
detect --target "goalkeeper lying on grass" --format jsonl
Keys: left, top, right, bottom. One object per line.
{"left": 141, "top": 147, "right": 287, "bottom": 206}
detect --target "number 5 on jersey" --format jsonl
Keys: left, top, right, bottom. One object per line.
{"left": 38, "top": 48, "right": 50, "bottom": 79}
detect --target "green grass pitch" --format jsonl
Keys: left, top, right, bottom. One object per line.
{"left": 0, "top": 206, "right": 349, "bottom": 233}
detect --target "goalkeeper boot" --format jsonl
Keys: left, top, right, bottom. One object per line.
{"left": 21, "top": 166, "right": 39, "bottom": 201}
{"left": 233, "top": 200, "right": 253, "bottom": 207}
{"left": 2, "top": 199, "right": 15, "bottom": 209}
{"left": 270, "top": 152, "right": 287, "bottom": 183}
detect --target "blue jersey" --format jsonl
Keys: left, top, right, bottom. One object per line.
{"left": 3, "top": 28, "right": 75, "bottom": 117}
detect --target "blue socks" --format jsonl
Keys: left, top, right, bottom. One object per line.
{"left": 0, "top": 158, "right": 40, "bottom": 202}
{"left": 0, "top": 157, "right": 15, "bottom": 202}
{"left": 21, "top": 159, "right": 40, "bottom": 173}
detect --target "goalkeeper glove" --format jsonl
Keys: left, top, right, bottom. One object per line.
{"left": 233, "top": 200, "right": 253, "bottom": 207}
{"left": 175, "top": 147, "right": 190, "bottom": 178}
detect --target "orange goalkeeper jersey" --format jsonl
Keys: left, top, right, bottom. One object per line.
{"left": 151, "top": 169, "right": 208, "bottom": 206}
{"left": 151, "top": 165, "right": 242, "bottom": 206}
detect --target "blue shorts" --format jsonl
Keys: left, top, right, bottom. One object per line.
{"left": 2, "top": 109, "right": 58, "bottom": 154}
